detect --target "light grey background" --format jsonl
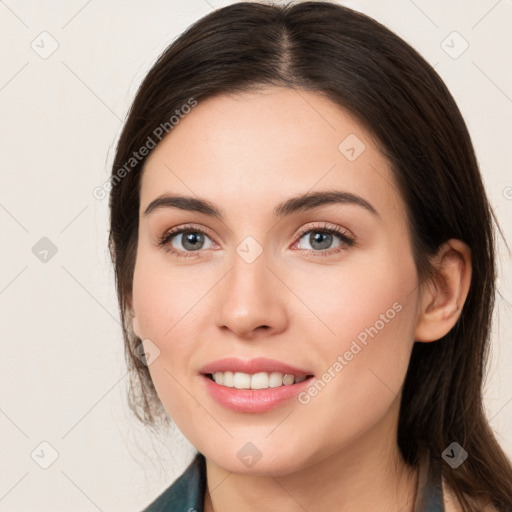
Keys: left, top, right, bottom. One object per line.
{"left": 0, "top": 0, "right": 511, "bottom": 510}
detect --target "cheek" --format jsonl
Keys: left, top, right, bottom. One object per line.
{"left": 288, "top": 244, "right": 417, "bottom": 352}
{"left": 291, "top": 247, "right": 418, "bottom": 403}
{"left": 131, "top": 251, "right": 211, "bottom": 423}
{"left": 285, "top": 264, "right": 417, "bottom": 463}
{"left": 131, "top": 249, "right": 205, "bottom": 341}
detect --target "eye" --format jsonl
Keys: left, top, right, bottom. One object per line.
{"left": 293, "top": 223, "right": 355, "bottom": 258}
{"left": 156, "top": 224, "right": 216, "bottom": 258}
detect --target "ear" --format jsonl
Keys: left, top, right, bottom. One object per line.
{"left": 414, "top": 239, "right": 472, "bottom": 342}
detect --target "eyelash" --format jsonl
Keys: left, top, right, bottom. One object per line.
{"left": 156, "top": 223, "right": 356, "bottom": 259}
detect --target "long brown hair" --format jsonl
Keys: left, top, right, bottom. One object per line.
{"left": 108, "top": 2, "right": 512, "bottom": 509}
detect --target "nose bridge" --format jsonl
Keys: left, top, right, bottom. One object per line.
{"left": 214, "top": 239, "right": 288, "bottom": 337}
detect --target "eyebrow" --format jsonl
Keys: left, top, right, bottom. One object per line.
{"left": 143, "top": 190, "right": 379, "bottom": 219}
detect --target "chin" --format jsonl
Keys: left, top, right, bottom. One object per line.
{"left": 201, "top": 442, "right": 315, "bottom": 477}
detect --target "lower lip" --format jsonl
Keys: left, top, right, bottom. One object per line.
{"left": 201, "top": 374, "right": 314, "bottom": 413}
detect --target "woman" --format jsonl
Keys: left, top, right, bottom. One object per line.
{"left": 108, "top": 2, "right": 512, "bottom": 511}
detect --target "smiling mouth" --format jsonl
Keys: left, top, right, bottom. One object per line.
{"left": 205, "top": 371, "right": 315, "bottom": 390}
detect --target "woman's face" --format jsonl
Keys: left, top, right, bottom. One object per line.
{"left": 131, "top": 87, "right": 423, "bottom": 475}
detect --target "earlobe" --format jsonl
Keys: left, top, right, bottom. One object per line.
{"left": 414, "top": 239, "right": 472, "bottom": 343}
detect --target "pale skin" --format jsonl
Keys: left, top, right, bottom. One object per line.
{"left": 129, "top": 87, "right": 473, "bottom": 511}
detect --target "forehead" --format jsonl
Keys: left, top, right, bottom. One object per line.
{"left": 139, "top": 87, "right": 405, "bottom": 223}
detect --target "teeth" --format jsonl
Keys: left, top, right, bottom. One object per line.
{"left": 268, "top": 372, "right": 283, "bottom": 388}
{"left": 223, "top": 371, "right": 233, "bottom": 387}
{"left": 233, "top": 372, "right": 251, "bottom": 389}
{"left": 282, "top": 374, "right": 295, "bottom": 385}
{"left": 211, "top": 371, "right": 308, "bottom": 389}
{"left": 252, "top": 372, "right": 271, "bottom": 389}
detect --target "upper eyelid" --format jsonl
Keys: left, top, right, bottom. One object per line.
{"left": 295, "top": 223, "right": 353, "bottom": 239}
{"left": 162, "top": 223, "right": 218, "bottom": 242}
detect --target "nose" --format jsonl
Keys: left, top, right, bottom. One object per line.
{"left": 214, "top": 249, "right": 288, "bottom": 340}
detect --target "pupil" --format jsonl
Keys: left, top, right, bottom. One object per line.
{"left": 183, "top": 232, "right": 203, "bottom": 251}
{"left": 310, "top": 232, "right": 332, "bottom": 250}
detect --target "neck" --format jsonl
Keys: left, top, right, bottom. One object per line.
{"left": 203, "top": 402, "right": 419, "bottom": 512}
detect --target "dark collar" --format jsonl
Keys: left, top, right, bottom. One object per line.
{"left": 142, "top": 452, "right": 206, "bottom": 512}
{"left": 414, "top": 454, "right": 446, "bottom": 512}
{"left": 142, "top": 452, "right": 444, "bottom": 511}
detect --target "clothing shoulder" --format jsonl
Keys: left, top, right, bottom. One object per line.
{"left": 141, "top": 452, "right": 206, "bottom": 512}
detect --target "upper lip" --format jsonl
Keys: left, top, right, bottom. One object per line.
{"left": 199, "top": 357, "right": 314, "bottom": 378}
